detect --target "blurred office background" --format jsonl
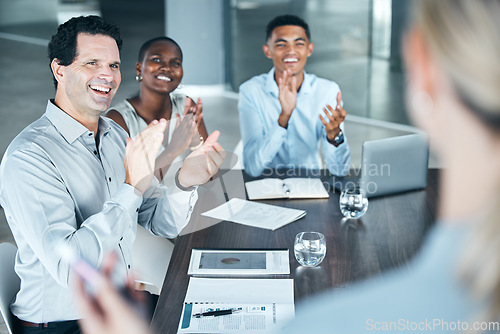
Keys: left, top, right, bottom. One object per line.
{"left": 0, "top": 0, "right": 420, "bottom": 165}
{"left": 0, "top": 0, "right": 422, "bottom": 227}
{"left": 0, "top": 0, "right": 416, "bottom": 152}
{"left": 0, "top": 1, "right": 423, "bottom": 331}
{"left": 0, "top": 0, "right": 412, "bottom": 131}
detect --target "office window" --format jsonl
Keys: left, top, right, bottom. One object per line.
{"left": 228, "top": 0, "right": 410, "bottom": 124}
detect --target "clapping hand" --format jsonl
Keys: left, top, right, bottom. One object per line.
{"left": 155, "top": 97, "right": 204, "bottom": 180}
{"left": 184, "top": 97, "right": 204, "bottom": 149}
{"left": 177, "top": 130, "right": 226, "bottom": 188}
{"left": 124, "top": 119, "right": 167, "bottom": 194}
{"left": 165, "top": 97, "right": 203, "bottom": 157}
{"left": 320, "top": 92, "right": 346, "bottom": 144}
{"left": 278, "top": 69, "right": 298, "bottom": 128}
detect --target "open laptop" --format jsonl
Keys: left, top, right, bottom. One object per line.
{"left": 332, "top": 133, "right": 429, "bottom": 198}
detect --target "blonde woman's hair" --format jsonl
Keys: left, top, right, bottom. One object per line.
{"left": 416, "top": 0, "right": 500, "bottom": 129}
{"left": 415, "top": 0, "right": 500, "bottom": 322}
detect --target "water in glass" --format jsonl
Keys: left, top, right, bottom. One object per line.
{"left": 339, "top": 186, "right": 368, "bottom": 219}
{"left": 294, "top": 232, "right": 326, "bottom": 267}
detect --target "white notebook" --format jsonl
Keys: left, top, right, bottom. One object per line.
{"left": 178, "top": 278, "right": 295, "bottom": 333}
{"left": 245, "top": 178, "right": 329, "bottom": 200}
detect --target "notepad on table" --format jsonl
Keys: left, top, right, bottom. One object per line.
{"left": 178, "top": 277, "right": 295, "bottom": 333}
{"left": 245, "top": 177, "right": 329, "bottom": 200}
{"left": 201, "top": 198, "right": 306, "bottom": 231}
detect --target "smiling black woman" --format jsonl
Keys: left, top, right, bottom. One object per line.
{"left": 106, "top": 37, "right": 209, "bottom": 175}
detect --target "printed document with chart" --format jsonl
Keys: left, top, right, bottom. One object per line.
{"left": 178, "top": 277, "right": 295, "bottom": 333}
{"left": 201, "top": 198, "right": 306, "bottom": 230}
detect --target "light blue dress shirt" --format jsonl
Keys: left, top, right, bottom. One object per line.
{"left": 279, "top": 223, "right": 485, "bottom": 333}
{"left": 238, "top": 68, "right": 351, "bottom": 177}
{"left": 0, "top": 100, "right": 198, "bottom": 323}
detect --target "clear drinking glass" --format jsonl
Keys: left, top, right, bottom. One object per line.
{"left": 339, "top": 186, "right": 369, "bottom": 219}
{"left": 294, "top": 232, "right": 326, "bottom": 267}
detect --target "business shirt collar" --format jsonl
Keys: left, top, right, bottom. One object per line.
{"left": 265, "top": 67, "right": 313, "bottom": 96}
{"left": 264, "top": 68, "right": 278, "bottom": 96}
{"left": 299, "top": 70, "right": 313, "bottom": 95}
{"left": 45, "top": 99, "right": 112, "bottom": 144}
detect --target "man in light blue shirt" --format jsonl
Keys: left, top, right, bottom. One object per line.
{"left": 0, "top": 16, "right": 224, "bottom": 333}
{"left": 239, "top": 14, "right": 350, "bottom": 177}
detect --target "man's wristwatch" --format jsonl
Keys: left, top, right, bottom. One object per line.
{"left": 331, "top": 130, "right": 344, "bottom": 146}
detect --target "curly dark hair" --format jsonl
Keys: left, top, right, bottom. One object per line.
{"left": 265, "top": 14, "right": 311, "bottom": 41}
{"left": 137, "top": 36, "right": 183, "bottom": 63}
{"left": 48, "top": 15, "right": 122, "bottom": 88}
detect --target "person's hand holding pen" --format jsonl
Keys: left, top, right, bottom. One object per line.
{"left": 74, "top": 253, "right": 154, "bottom": 334}
{"left": 320, "top": 92, "right": 346, "bottom": 147}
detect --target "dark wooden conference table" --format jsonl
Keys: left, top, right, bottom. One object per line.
{"left": 151, "top": 169, "right": 440, "bottom": 333}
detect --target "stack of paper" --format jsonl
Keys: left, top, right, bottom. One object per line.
{"left": 201, "top": 198, "right": 306, "bottom": 231}
{"left": 178, "top": 278, "right": 295, "bottom": 333}
{"left": 245, "top": 178, "right": 329, "bottom": 200}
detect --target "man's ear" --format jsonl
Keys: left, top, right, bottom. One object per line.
{"left": 262, "top": 44, "right": 272, "bottom": 59}
{"left": 51, "top": 58, "right": 65, "bottom": 85}
{"left": 307, "top": 41, "right": 314, "bottom": 57}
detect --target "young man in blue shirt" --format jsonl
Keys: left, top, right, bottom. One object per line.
{"left": 238, "top": 14, "right": 350, "bottom": 177}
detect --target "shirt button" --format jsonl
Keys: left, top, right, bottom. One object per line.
{"left": 94, "top": 150, "right": 97, "bottom": 155}
{"left": 88, "top": 133, "right": 92, "bottom": 136}
{"left": 136, "top": 208, "right": 139, "bottom": 212}
{"left": 108, "top": 177, "right": 112, "bottom": 182}
{"left": 120, "top": 237, "right": 123, "bottom": 241}
{"left": 128, "top": 265, "right": 131, "bottom": 269}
